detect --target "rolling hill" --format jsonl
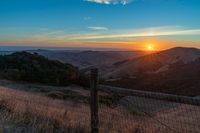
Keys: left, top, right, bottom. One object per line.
{"left": 0, "top": 52, "right": 88, "bottom": 86}
{"left": 0, "top": 49, "right": 149, "bottom": 69}
{"left": 104, "top": 47, "right": 200, "bottom": 79}
{"left": 103, "top": 47, "right": 200, "bottom": 96}
{"left": 29, "top": 50, "right": 147, "bottom": 69}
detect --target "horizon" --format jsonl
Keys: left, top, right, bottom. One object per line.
{"left": 0, "top": 45, "right": 199, "bottom": 52}
{"left": 0, "top": 45, "right": 133, "bottom": 51}
{"left": 0, "top": 0, "right": 200, "bottom": 50}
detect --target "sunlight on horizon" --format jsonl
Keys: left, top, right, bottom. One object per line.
{"left": 146, "top": 43, "right": 155, "bottom": 51}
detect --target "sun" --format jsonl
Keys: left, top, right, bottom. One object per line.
{"left": 146, "top": 44, "right": 155, "bottom": 51}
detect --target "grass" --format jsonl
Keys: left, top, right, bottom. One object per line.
{"left": 0, "top": 87, "right": 90, "bottom": 132}
{"left": 0, "top": 86, "right": 142, "bottom": 133}
{"left": 0, "top": 81, "right": 199, "bottom": 133}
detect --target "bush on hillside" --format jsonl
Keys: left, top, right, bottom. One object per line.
{"left": 0, "top": 52, "right": 89, "bottom": 86}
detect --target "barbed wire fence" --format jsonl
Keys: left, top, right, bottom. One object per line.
{"left": 0, "top": 69, "right": 199, "bottom": 133}
{"left": 90, "top": 68, "right": 200, "bottom": 133}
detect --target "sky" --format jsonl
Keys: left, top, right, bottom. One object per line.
{"left": 0, "top": 0, "right": 200, "bottom": 50}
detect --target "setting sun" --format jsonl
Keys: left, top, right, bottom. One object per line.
{"left": 146, "top": 44, "right": 155, "bottom": 51}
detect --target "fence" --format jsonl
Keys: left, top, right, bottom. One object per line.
{"left": 90, "top": 68, "right": 200, "bottom": 133}
{"left": 0, "top": 69, "right": 199, "bottom": 132}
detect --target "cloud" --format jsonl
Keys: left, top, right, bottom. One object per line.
{"left": 2, "top": 26, "right": 200, "bottom": 48}
{"left": 70, "top": 26, "right": 200, "bottom": 40}
{"left": 84, "top": 0, "right": 134, "bottom": 5}
{"left": 88, "top": 26, "right": 108, "bottom": 30}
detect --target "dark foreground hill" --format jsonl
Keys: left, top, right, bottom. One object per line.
{"left": 0, "top": 52, "right": 89, "bottom": 86}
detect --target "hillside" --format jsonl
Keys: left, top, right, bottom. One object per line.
{"left": 103, "top": 47, "right": 200, "bottom": 96}
{"left": 0, "top": 49, "right": 149, "bottom": 69}
{"left": 104, "top": 47, "right": 200, "bottom": 79}
{"left": 30, "top": 50, "right": 147, "bottom": 69}
{"left": 0, "top": 52, "right": 88, "bottom": 86}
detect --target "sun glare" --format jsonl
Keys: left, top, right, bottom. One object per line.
{"left": 146, "top": 44, "right": 155, "bottom": 51}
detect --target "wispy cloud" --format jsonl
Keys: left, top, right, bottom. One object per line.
{"left": 84, "top": 0, "right": 134, "bottom": 5}
{"left": 88, "top": 26, "right": 108, "bottom": 30}
{"left": 71, "top": 27, "right": 200, "bottom": 40}
{"left": 1, "top": 26, "right": 200, "bottom": 49}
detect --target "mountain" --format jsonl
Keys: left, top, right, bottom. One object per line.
{"left": 104, "top": 47, "right": 200, "bottom": 79}
{"left": 29, "top": 50, "right": 147, "bottom": 69}
{"left": 0, "top": 48, "right": 149, "bottom": 69}
{"left": 103, "top": 47, "right": 200, "bottom": 96}
{"left": 0, "top": 52, "right": 88, "bottom": 86}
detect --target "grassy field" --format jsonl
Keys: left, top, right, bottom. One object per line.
{"left": 0, "top": 81, "right": 140, "bottom": 133}
{"left": 0, "top": 80, "right": 199, "bottom": 133}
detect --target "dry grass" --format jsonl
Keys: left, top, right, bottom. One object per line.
{"left": 0, "top": 85, "right": 200, "bottom": 133}
{"left": 0, "top": 87, "right": 141, "bottom": 133}
{"left": 0, "top": 87, "right": 90, "bottom": 132}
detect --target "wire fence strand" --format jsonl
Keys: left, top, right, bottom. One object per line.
{"left": 98, "top": 84, "right": 200, "bottom": 133}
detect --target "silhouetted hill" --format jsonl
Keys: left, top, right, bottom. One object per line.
{"left": 0, "top": 52, "right": 88, "bottom": 86}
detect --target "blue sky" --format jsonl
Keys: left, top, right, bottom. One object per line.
{"left": 0, "top": 0, "right": 200, "bottom": 50}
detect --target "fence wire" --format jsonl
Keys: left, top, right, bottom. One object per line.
{"left": 0, "top": 82, "right": 200, "bottom": 133}
{"left": 98, "top": 85, "right": 200, "bottom": 133}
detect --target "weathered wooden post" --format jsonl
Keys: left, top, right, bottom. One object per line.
{"left": 90, "top": 68, "right": 99, "bottom": 133}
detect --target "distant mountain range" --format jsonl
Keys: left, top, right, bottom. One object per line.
{"left": 0, "top": 47, "right": 200, "bottom": 96}
{"left": 32, "top": 50, "right": 148, "bottom": 69}
{"left": 0, "top": 49, "right": 148, "bottom": 69}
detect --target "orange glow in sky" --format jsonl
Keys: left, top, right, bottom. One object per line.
{"left": 146, "top": 43, "right": 155, "bottom": 51}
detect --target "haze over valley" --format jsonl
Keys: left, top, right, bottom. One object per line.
{"left": 0, "top": 46, "right": 200, "bottom": 96}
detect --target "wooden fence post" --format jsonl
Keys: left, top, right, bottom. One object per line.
{"left": 90, "top": 68, "right": 99, "bottom": 133}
